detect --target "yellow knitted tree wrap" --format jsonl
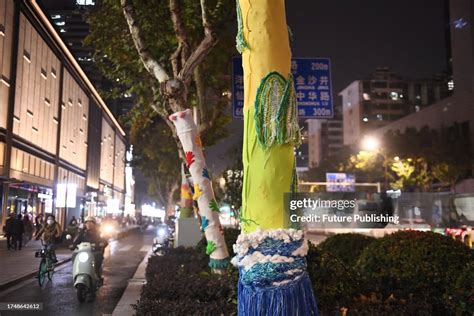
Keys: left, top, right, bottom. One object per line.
{"left": 239, "top": 0, "right": 296, "bottom": 233}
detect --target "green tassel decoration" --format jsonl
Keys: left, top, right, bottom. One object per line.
{"left": 209, "top": 257, "right": 230, "bottom": 269}
{"left": 254, "top": 72, "right": 301, "bottom": 149}
{"left": 236, "top": 0, "right": 249, "bottom": 54}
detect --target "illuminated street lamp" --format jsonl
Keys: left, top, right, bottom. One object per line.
{"left": 360, "top": 135, "right": 389, "bottom": 190}
{"left": 361, "top": 135, "right": 380, "bottom": 152}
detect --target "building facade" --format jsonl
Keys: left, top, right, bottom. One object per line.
{"left": 339, "top": 67, "right": 449, "bottom": 146}
{"left": 307, "top": 105, "right": 343, "bottom": 168}
{"left": 373, "top": 0, "right": 474, "bottom": 191}
{"left": 0, "top": 0, "right": 126, "bottom": 231}
{"left": 42, "top": 0, "right": 135, "bottom": 118}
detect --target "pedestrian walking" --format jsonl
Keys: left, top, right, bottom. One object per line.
{"left": 5, "top": 212, "right": 15, "bottom": 250}
{"left": 35, "top": 213, "right": 44, "bottom": 235}
{"left": 23, "top": 213, "right": 34, "bottom": 246}
{"left": 13, "top": 214, "right": 25, "bottom": 250}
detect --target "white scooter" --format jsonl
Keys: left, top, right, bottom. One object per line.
{"left": 66, "top": 235, "right": 102, "bottom": 302}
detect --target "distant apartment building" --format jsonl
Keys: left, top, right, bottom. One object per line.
{"left": 307, "top": 105, "right": 343, "bottom": 168}
{"left": 340, "top": 67, "right": 449, "bottom": 146}
{"left": 0, "top": 0, "right": 128, "bottom": 231}
{"left": 373, "top": 0, "right": 474, "bottom": 191}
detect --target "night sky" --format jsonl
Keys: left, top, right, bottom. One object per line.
{"left": 286, "top": 0, "right": 448, "bottom": 94}
{"left": 41, "top": 0, "right": 449, "bottom": 174}
{"left": 207, "top": 0, "right": 449, "bottom": 172}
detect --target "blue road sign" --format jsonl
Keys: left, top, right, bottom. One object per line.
{"left": 232, "top": 57, "right": 333, "bottom": 119}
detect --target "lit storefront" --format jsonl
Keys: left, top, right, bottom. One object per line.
{"left": 0, "top": 0, "right": 127, "bottom": 230}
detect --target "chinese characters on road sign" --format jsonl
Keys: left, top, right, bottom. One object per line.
{"left": 232, "top": 57, "right": 333, "bottom": 119}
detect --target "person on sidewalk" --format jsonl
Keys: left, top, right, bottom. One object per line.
{"left": 23, "top": 213, "right": 34, "bottom": 246}
{"left": 5, "top": 212, "right": 16, "bottom": 250}
{"left": 35, "top": 214, "right": 62, "bottom": 263}
{"left": 34, "top": 213, "right": 44, "bottom": 235}
{"left": 70, "top": 216, "right": 108, "bottom": 281}
{"left": 12, "top": 214, "right": 25, "bottom": 250}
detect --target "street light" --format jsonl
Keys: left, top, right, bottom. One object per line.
{"left": 361, "top": 135, "right": 380, "bottom": 152}
{"left": 360, "top": 135, "right": 389, "bottom": 190}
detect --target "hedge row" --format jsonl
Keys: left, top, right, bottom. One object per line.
{"left": 135, "top": 229, "right": 474, "bottom": 315}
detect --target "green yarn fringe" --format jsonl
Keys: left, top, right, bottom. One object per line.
{"left": 254, "top": 72, "right": 301, "bottom": 149}
{"left": 290, "top": 158, "right": 298, "bottom": 195}
{"left": 236, "top": 0, "right": 249, "bottom": 54}
{"left": 209, "top": 257, "right": 230, "bottom": 269}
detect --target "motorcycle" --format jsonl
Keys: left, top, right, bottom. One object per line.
{"left": 152, "top": 224, "right": 174, "bottom": 255}
{"left": 66, "top": 234, "right": 103, "bottom": 302}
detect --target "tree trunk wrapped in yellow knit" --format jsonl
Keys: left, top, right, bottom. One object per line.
{"left": 232, "top": 0, "right": 319, "bottom": 314}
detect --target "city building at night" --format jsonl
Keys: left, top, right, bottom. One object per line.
{"left": 306, "top": 104, "right": 343, "bottom": 168}
{"left": 374, "top": 0, "right": 474, "bottom": 191}
{"left": 339, "top": 67, "right": 449, "bottom": 146}
{"left": 0, "top": 0, "right": 128, "bottom": 231}
{"left": 40, "top": 0, "right": 135, "bottom": 118}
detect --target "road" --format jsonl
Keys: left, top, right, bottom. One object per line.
{"left": 0, "top": 229, "right": 154, "bottom": 316}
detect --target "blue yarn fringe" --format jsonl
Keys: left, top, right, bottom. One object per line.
{"left": 238, "top": 273, "right": 318, "bottom": 316}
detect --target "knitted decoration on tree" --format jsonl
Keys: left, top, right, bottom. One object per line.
{"left": 232, "top": 228, "right": 318, "bottom": 315}
{"left": 169, "top": 109, "right": 229, "bottom": 269}
{"left": 235, "top": 0, "right": 318, "bottom": 314}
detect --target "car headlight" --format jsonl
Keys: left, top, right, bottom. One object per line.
{"left": 158, "top": 228, "right": 166, "bottom": 236}
{"left": 78, "top": 252, "right": 89, "bottom": 263}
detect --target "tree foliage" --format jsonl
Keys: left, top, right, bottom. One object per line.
{"left": 304, "top": 125, "right": 472, "bottom": 192}
{"left": 221, "top": 141, "right": 243, "bottom": 213}
{"left": 85, "top": 0, "right": 235, "bottom": 205}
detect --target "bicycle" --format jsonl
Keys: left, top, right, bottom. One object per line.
{"left": 35, "top": 240, "right": 55, "bottom": 286}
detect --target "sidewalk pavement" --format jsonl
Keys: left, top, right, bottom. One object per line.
{"left": 112, "top": 249, "right": 151, "bottom": 316}
{"left": 0, "top": 239, "right": 71, "bottom": 290}
{"left": 0, "top": 225, "right": 140, "bottom": 291}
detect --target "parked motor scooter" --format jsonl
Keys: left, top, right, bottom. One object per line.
{"left": 66, "top": 234, "right": 103, "bottom": 302}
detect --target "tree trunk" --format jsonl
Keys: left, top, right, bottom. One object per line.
{"left": 232, "top": 0, "right": 318, "bottom": 314}
{"left": 169, "top": 109, "right": 229, "bottom": 269}
{"left": 166, "top": 181, "right": 179, "bottom": 218}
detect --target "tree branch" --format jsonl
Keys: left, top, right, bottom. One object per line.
{"left": 169, "top": 0, "right": 191, "bottom": 69}
{"left": 193, "top": 64, "right": 206, "bottom": 126}
{"left": 178, "top": 0, "right": 217, "bottom": 84}
{"left": 121, "top": 0, "right": 169, "bottom": 83}
{"left": 170, "top": 44, "right": 182, "bottom": 78}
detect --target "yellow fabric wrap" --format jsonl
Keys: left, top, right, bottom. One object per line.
{"left": 240, "top": 0, "right": 294, "bottom": 233}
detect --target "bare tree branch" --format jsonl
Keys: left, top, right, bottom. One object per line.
{"left": 121, "top": 0, "right": 169, "bottom": 83}
{"left": 169, "top": 0, "right": 191, "bottom": 71}
{"left": 178, "top": 0, "right": 217, "bottom": 84}
{"left": 193, "top": 64, "right": 206, "bottom": 126}
{"left": 170, "top": 44, "right": 182, "bottom": 78}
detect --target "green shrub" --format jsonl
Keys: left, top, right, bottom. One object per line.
{"left": 196, "top": 227, "right": 240, "bottom": 257}
{"left": 447, "top": 262, "right": 474, "bottom": 315}
{"left": 356, "top": 230, "right": 474, "bottom": 314}
{"left": 133, "top": 247, "right": 236, "bottom": 315}
{"left": 318, "top": 233, "right": 376, "bottom": 266}
{"left": 307, "top": 242, "right": 361, "bottom": 314}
